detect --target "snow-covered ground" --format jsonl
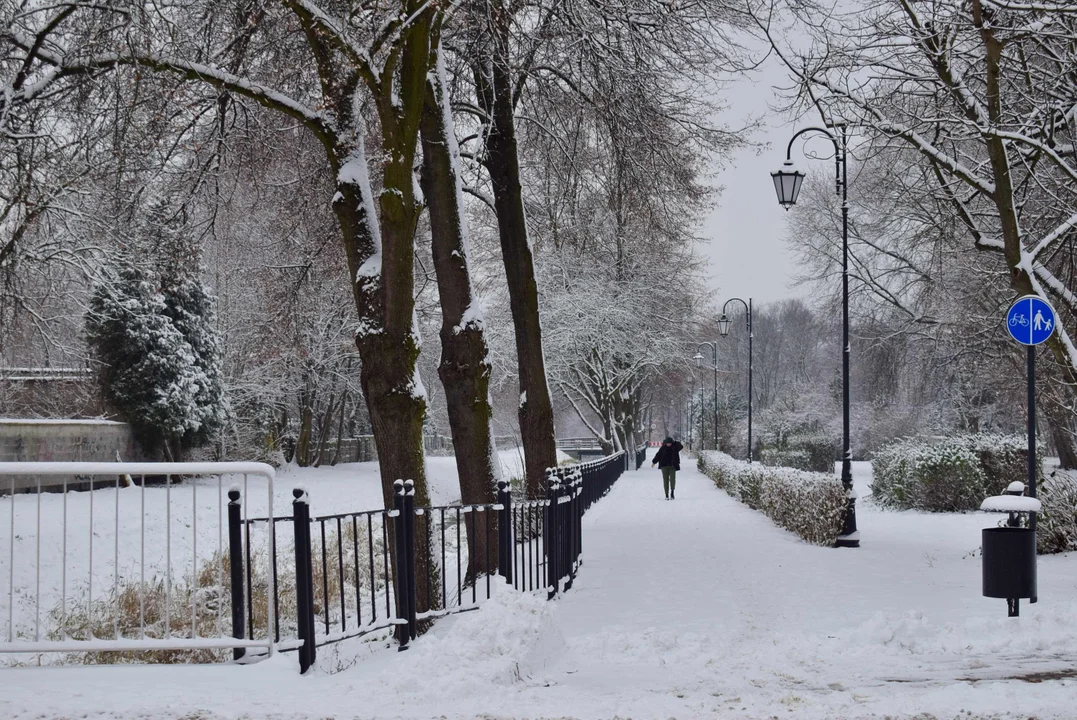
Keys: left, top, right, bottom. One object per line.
{"left": 2, "top": 458, "right": 1076, "bottom": 719}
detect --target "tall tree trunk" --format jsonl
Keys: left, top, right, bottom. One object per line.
{"left": 331, "top": 391, "right": 347, "bottom": 466}
{"left": 296, "top": 403, "right": 314, "bottom": 467}
{"left": 312, "top": 394, "right": 336, "bottom": 468}
{"left": 476, "top": 0, "right": 558, "bottom": 499}
{"left": 299, "top": 0, "right": 441, "bottom": 621}
{"left": 1043, "top": 383, "right": 1077, "bottom": 470}
{"left": 420, "top": 43, "right": 499, "bottom": 583}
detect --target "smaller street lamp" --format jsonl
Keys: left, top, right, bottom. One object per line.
{"left": 718, "top": 298, "right": 754, "bottom": 463}
{"left": 697, "top": 342, "right": 719, "bottom": 451}
{"left": 693, "top": 353, "right": 705, "bottom": 450}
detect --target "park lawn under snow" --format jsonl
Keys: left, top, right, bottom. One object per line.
{"left": 2, "top": 459, "right": 1077, "bottom": 719}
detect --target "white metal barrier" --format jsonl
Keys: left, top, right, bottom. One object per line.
{"left": 0, "top": 462, "right": 274, "bottom": 660}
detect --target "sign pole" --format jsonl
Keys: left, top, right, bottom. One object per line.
{"left": 1027, "top": 344, "right": 1037, "bottom": 531}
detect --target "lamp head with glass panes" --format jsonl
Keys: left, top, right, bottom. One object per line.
{"left": 771, "top": 160, "right": 805, "bottom": 209}
{"left": 717, "top": 314, "right": 732, "bottom": 337}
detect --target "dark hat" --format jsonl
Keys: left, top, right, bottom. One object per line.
{"left": 664, "top": 436, "right": 674, "bottom": 444}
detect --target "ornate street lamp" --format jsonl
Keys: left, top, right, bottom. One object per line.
{"left": 773, "top": 123, "right": 859, "bottom": 548}
{"left": 718, "top": 298, "right": 753, "bottom": 463}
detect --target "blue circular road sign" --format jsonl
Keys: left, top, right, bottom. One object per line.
{"left": 1006, "top": 295, "right": 1056, "bottom": 346}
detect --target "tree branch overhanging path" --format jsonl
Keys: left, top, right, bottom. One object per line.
{"left": 752, "top": 0, "right": 1077, "bottom": 434}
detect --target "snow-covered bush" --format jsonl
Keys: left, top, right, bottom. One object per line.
{"left": 1039, "top": 470, "right": 1077, "bottom": 554}
{"left": 792, "top": 434, "right": 837, "bottom": 472}
{"left": 964, "top": 434, "right": 1035, "bottom": 497}
{"left": 870, "top": 441, "right": 916, "bottom": 509}
{"left": 872, "top": 434, "right": 1041, "bottom": 512}
{"left": 913, "top": 444, "right": 986, "bottom": 512}
{"left": 872, "top": 439, "right": 984, "bottom": 511}
{"left": 698, "top": 451, "right": 846, "bottom": 546}
{"left": 755, "top": 415, "right": 836, "bottom": 473}
{"left": 760, "top": 448, "right": 811, "bottom": 471}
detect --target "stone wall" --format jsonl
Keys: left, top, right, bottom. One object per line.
{"left": 0, "top": 419, "right": 143, "bottom": 492}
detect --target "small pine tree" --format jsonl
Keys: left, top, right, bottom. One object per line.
{"left": 86, "top": 194, "right": 225, "bottom": 458}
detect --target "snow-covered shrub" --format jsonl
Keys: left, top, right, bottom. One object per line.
{"left": 870, "top": 441, "right": 917, "bottom": 509}
{"left": 755, "top": 416, "right": 836, "bottom": 473}
{"left": 872, "top": 434, "right": 1041, "bottom": 512}
{"left": 792, "top": 434, "right": 837, "bottom": 472}
{"left": 760, "top": 448, "right": 811, "bottom": 471}
{"left": 1038, "top": 470, "right": 1077, "bottom": 554}
{"left": 962, "top": 434, "right": 1036, "bottom": 497}
{"left": 913, "top": 444, "right": 986, "bottom": 512}
{"left": 698, "top": 451, "right": 846, "bottom": 546}
{"left": 872, "top": 439, "right": 985, "bottom": 511}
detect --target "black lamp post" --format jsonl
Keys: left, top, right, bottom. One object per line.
{"left": 697, "top": 342, "right": 718, "bottom": 451}
{"left": 686, "top": 382, "right": 693, "bottom": 448}
{"left": 718, "top": 298, "right": 753, "bottom": 463}
{"left": 693, "top": 353, "right": 705, "bottom": 450}
{"left": 772, "top": 124, "right": 859, "bottom": 548}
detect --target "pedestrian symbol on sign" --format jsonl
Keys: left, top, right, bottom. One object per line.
{"left": 1006, "top": 295, "right": 1056, "bottom": 346}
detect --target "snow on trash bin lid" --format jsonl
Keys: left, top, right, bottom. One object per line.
{"left": 980, "top": 495, "right": 1042, "bottom": 513}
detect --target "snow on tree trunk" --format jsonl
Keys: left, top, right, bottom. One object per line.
{"left": 476, "top": 1, "right": 558, "bottom": 499}
{"left": 419, "top": 41, "right": 500, "bottom": 583}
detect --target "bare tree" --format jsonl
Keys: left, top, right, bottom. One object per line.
{"left": 419, "top": 33, "right": 500, "bottom": 582}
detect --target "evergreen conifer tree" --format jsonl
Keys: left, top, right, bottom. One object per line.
{"left": 86, "top": 193, "right": 225, "bottom": 458}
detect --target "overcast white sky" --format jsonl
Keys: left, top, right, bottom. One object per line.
{"left": 700, "top": 56, "right": 807, "bottom": 307}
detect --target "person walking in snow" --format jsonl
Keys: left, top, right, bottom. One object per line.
{"left": 651, "top": 437, "right": 683, "bottom": 500}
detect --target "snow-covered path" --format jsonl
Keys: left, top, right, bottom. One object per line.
{"left": 530, "top": 462, "right": 1077, "bottom": 717}
{"left": 3, "top": 460, "right": 1077, "bottom": 719}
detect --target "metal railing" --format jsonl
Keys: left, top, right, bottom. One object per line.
{"left": 555, "top": 437, "right": 604, "bottom": 450}
{"left": 249, "top": 482, "right": 510, "bottom": 672}
{"left": 0, "top": 462, "right": 275, "bottom": 661}
{"left": 1, "top": 452, "right": 630, "bottom": 672}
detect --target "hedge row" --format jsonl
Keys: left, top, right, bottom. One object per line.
{"left": 698, "top": 451, "right": 847, "bottom": 546}
{"left": 871, "top": 434, "right": 1040, "bottom": 512}
{"left": 1039, "top": 471, "right": 1077, "bottom": 555}
{"left": 759, "top": 434, "right": 836, "bottom": 473}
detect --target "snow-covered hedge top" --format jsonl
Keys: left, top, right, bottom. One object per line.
{"left": 698, "top": 451, "right": 846, "bottom": 546}
{"left": 701, "top": 451, "right": 838, "bottom": 491}
{"left": 875, "top": 433, "right": 1033, "bottom": 460}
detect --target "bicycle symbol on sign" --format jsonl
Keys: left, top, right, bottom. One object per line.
{"left": 1010, "top": 314, "right": 1029, "bottom": 327}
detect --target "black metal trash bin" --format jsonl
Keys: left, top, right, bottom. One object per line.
{"left": 982, "top": 527, "right": 1036, "bottom": 599}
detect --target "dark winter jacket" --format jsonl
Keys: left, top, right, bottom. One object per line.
{"left": 652, "top": 440, "right": 683, "bottom": 470}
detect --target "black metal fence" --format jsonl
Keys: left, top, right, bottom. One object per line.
{"left": 636, "top": 443, "right": 648, "bottom": 470}
{"left": 225, "top": 450, "right": 630, "bottom": 672}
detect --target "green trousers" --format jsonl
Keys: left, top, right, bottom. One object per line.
{"left": 661, "top": 467, "right": 677, "bottom": 497}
